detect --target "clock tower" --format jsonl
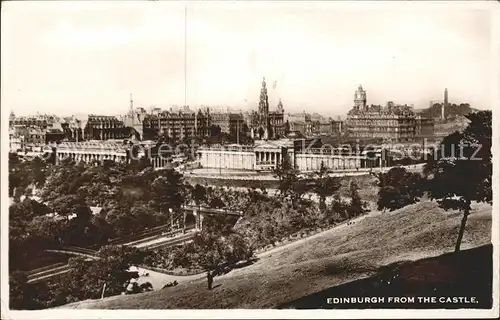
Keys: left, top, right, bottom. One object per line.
{"left": 354, "top": 85, "right": 367, "bottom": 111}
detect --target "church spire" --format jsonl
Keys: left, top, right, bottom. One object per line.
{"left": 277, "top": 98, "right": 284, "bottom": 113}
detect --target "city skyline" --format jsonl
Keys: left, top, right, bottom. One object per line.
{"left": 1, "top": 1, "right": 495, "bottom": 117}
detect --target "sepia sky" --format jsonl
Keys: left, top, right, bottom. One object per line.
{"left": 1, "top": 1, "right": 496, "bottom": 117}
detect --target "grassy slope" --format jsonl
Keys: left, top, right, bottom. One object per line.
{"left": 280, "top": 244, "right": 493, "bottom": 309}
{"left": 59, "top": 201, "right": 492, "bottom": 309}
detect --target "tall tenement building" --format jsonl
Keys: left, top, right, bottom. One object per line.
{"left": 345, "top": 85, "right": 434, "bottom": 142}
{"left": 284, "top": 112, "right": 343, "bottom": 137}
{"left": 210, "top": 111, "right": 246, "bottom": 136}
{"left": 84, "top": 115, "right": 130, "bottom": 140}
{"left": 249, "top": 78, "right": 285, "bottom": 140}
{"left": 142, "top": 107, "right": 211, "bottom": 142}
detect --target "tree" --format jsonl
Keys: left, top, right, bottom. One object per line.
{"left": 9, "top": 271, "right": 29, "bottom": 309}
{"left": 63, "top": 204, "right": 103, "bottom": 247}
{"left": 209, "top": 125, "right": 222, "bottom": 137}
{"left": 191, "top": 184, "right": 207, "bottom": 206}
{"left": 424, "top": 111, "right": 492, "bottom": 252}
{"left": 48, "top": 194, "right": 86, "bottom": 221}
{"left": 329, "top": 194, "right": 350, "bottom": 222}
{"left": 188, "top": 230, "right": 253, "bottom": 272}
{"left": 202, "top": 214, "right": 237, "bottom": 236}
{"left": 91, "top": 215, "right": 114, "bottom": 246}
{"left": 151, "top": 169, "right": 185, "bottom": 213}
{"left": 347, "top": 180, "right": 367, "bottom": 217}
{"left": 273, "top": 153, "right": 306, "bottom": 205}
{"left": 10, "top": 198, "right": 50, "bottom": 223}
{"left": 310, "top": 161, "right": 341, "bottom": 211}
{"left": 40, "top": 158, "right": 85, "bottom": 203}
{"left": 209, "top": 197, "right": 226, "bottom": 209}
{"left": 375, "top": 167, "right": 426, "bottom": 211}
{"left": 29, "top": 157, "right": 49, "bottom": 189}
{"left": 27, "top": 216, "right": 67, "bottom": 246}
{"left": 64, "top": 245, "right": 146, "bottom": 301}
{"left": 9, "top": 156, "right": 31, "bottom": 199}
{"left": 9, "top": 155, "right": 50, "bottom": 199}
{"left": 221, "top": 233, "right": 254, "bottom": 267}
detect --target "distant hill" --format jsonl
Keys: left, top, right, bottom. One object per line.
{"left": 416, "top": 103, "right": 478, "bottom": 119}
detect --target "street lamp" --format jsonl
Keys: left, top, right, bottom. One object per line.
{"left": 169, "top": 208, "right": 174, "bottom": 230}
{"left": 192, "top": 210, "right": 198, "bottom": 230}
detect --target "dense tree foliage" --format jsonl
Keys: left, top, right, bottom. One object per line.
{"left": 10, "top": 245, "right": 146, "bottom": 309}
{"left": 347, "top": 181, "right": 368, "bottom": 217}
{"left": 9, "top": 154, "right": 49, "bottom": 199}
{"left": 8, "top": 157, "right": 188, "bottom": 270}
{"left": 375, "top": 167, "right": 426, "bottom": 211}
{"left": 424, "top": 111, "right": 492, "bottom": 252}
{"left": 309, "top": 161, "right": 341, "bottom": 210}
{"left": 59, "top": 245, "right": 146, "bottom": 301}
{"left": 9, "top": 147, "right": 375, "bottom": 309}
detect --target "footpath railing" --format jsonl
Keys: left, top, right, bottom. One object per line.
{"left": 26, "top": 262, "right": 66, "bottom": 277}
{"left": 45, "top": 249, "right": 99, "bottom": 260}
{"left": 28, "top": 264, "right": 70, "bottom": 278}
{"left": 109, "top": 211, "right": 188, "bottom": 246}
{"left": 62, "top": 246, "right": 98, "bottom": 255}
{"left": 108, "top": 223, "right": 172, "bottom": 245}
{"left": 26, "top": 230, "right": 197, "bottom": 283}
{"left": 137, "top": 264, "right": 174, "bottom": 275}
{"left": 140, "top": 231, "right": 197, "bottom": 251}
{"left": 27, "top": 264, "right": 71, "bottom": 283}
{"left": 127, "top": 227, "right": 189, "bottom": 247}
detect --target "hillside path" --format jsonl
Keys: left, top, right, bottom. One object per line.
{"left": 143, "top": 209, "right": 383, "bottom": 289}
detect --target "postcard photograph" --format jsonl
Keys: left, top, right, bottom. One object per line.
{"left": 1, "top": 0, "right": 498, "bottom": 319}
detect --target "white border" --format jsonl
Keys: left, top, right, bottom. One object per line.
{"left": 1, "top": 1, "right": 499, "bottom": 319}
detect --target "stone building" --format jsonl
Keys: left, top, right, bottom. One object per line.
{"left": 54, "top": 141, "right": 172, "bottom": 169}
{"left": 209, "top": 112, "right": 246, "bottom": 136}
{"left": 21, "top": 127, "right": 46, "bottom": 146}
{"left": 55, "top": 141, "right": 129, "bottom": 163}
{"left": 197, "top": 138, "right": 365, "bottom": 172}
{"left": 285, "top": 112, "right": 343, "bottom": 137}
{"left": 121, "top": 94, "right": 147, "bottom": 140}
{"left": 9, "top": 113, "right": 58, "bottom": 129}
{"left": 45, "top": 129, "right": 66, "bottom": 144}
{"left": 84, "top": 115, "right": 130, "bottom": 141}
{"left": 249, "top": 78, "right": 285, "bottom": 140}
{"left": 415, "top": 115, "right": 435, "bottom": 140}
{"left": 61, "top": 115, "right": 87, "bottom": 141}
{"left": 142, "top": 107, "right": 210, "bottom": 142}
{"left": 9, "top": 128, "right": 23, "bottom": 152}
{"left": 345, "top": 85, "right": 434, "bottom": 142}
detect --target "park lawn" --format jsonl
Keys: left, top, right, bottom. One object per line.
{"left": 59, "top": 200, "right": 492, "bottom": 309}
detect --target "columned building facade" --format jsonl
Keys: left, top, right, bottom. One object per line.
{"left": 295, "top": 151, "right": 362, "bottom": 171}
{"left": 55, "top": 142, "right": 131, "bottom": 163}
{"left": 197, "top": 145, "right": 256, "bottom": 170}
{"left": 55, "top": 141, "right": 171, "bottom": 169}
{"left": 197, "top": 138, "right": 367, "bottom": 172}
